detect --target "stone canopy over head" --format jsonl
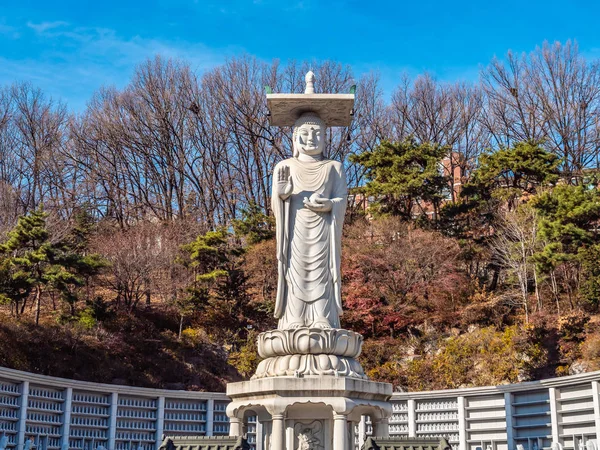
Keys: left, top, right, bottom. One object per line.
{"left": 266, "top": 71, "right": 355, "bottom": 127}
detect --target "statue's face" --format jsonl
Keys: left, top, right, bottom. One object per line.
{"left": 294, "top": 121, "right": 324, "bottom": 156}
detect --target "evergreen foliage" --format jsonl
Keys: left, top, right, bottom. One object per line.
{"left": 232, "top": 203, "right": 275, "bottom": 245}
{"left": 350, "top": 138, "right": 450, "bottom": 219}
{"left": 533, "top": 183, "right": 600, "bottom": 254}
{"left": 442, "top": 142, "right": 559, "bottom": 238}
{"left": 579, "top": 244, "right": 600, "bottom": 308}
{"left": 439, "top": 142, "right": 562, "bottom": 291}
{"left": 530, "top": 183, "right": 600, "bottom": 310}
{"left": 0, "top": 209, "right": 105, "bottom": 323}
{"left": 463, "top": 141, "right": 560, "bottom": 208}
{"left": 176, "top": 228, "right": 249, "bottom": 340}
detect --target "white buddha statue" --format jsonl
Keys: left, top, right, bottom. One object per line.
{"left": 271, "top": 111, "right": 348, "bottom": 330}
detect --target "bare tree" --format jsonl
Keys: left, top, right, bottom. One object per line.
{"left": 201, "top": 56, "right": 279, "bottom": 217}
{"left": 93, "top": 221, "right": 185, "bottom": 311}
{"left": 481, "top": 52, "right": 546, "bottom": 149}
{"left": 10, "top": 83, "right": 69, "bottom": 212}
{"left": 0, "top": 86, "right": 22, "bottom": 233}
{"left": 391, "top": 74, "right": 463, "bottom": 144}
{"left": 389, "top": 74, "right": 489, "bottom": 200}
{"left": 71, "top": 58, "right": 203, "bottom": 225}
{"left": 528, "top": 41, "right": 600, "bottom": 177}
{"left": 346, "top": 72, "right": 389, "bottom": 188}
{"left": 491, "top": 206, "right": 542, "bottom": 322}
{"left": 481, "top": 41, "right": 600, "bottom": 178}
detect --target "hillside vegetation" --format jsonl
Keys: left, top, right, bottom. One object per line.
{"left": 2, "top": 42, "right": 600, "bottom": 391}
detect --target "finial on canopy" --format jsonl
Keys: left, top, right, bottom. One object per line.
{"left": 305, "top": 71, "right": 315, "bottom": 94}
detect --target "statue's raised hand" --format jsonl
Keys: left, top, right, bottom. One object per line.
{"left": 277, "top": 165, "right": 293, "bottom": 199}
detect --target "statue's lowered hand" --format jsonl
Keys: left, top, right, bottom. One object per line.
{"left": 303, "top": 193, "right": 332, "bottom": 212}
{"left": 277, "top": 165, "right": 293, "bottom": 198}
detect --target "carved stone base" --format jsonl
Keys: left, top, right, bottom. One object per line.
{"left": 252, "top": 353, "right": 367, "bottom": 379}
{"left": 226, "top": 377, "right": 393, "bottom": 450}
{"left": 257, "top": 328, "right": 363, "bottom": 358}
{"left": 253, "top": 327, "right": 367, "bottom": 379}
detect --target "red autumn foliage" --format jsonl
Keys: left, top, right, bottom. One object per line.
{"left": 342, "top": 217, "right": 472, "bottom": 338}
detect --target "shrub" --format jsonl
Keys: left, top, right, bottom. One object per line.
{"left": 77, "top": 308, "right": 97, "bottom": 330}
{"left": 580, "top": 331, "right": 600, "bottom": 370}
{"left": 228, "top": 331, "right": 259, "bottom": 379}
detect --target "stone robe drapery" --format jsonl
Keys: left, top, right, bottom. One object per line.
{"left": 272, "top": 157, "right": 347, "bottom": 329}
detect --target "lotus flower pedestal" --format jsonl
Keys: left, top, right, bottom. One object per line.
{"left": 253, "top": 328, "right": 366, "bottom": 379}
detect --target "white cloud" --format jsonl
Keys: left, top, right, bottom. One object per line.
{"left": 0, "top": 22, "right": 239, "bottom": 111}
{"left": 26, "top": 21, "right": 69, "bottom": 33}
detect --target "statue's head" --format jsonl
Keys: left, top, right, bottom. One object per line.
{"left": 293, "top": 112, "right": 325, "bottom": 158}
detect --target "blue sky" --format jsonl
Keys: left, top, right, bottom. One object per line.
{"left": 1, "top": 0, "right": 599, "bottom": 111}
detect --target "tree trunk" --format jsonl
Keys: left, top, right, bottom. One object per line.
{"left": 489, "top": 265, "right": 500, "bottom": 291}
{"left": 533, "top": 268, "right": 542, "bottom": 312}
{"left": 551, "top": 271, "right": 560, "bottom": 315}
{"left": 178, "top": 314, "right": 184, "bottom": 341}
{"left": 35, "top": 285, "right": 42, "bottom": 326}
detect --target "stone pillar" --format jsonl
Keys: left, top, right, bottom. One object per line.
{"left": 262, "top": 421, "right": 273, "bottom": 450}
{"left": 349, "top": 422, "right": 356, "bottom": 450}
{"left": 285, "top": 420, "right": 294, "bottom": 450}
{"left": 229, "top": 417, "right": 242, "bottom": 437}
{"left": 592, "top": 381, "right": 600, "bottom": 446}
{"left": 155, "top": 397, "right": 165, "bottom": 449}
{"left": 108, "top": 393, "right": 118, "bottom": 450}
{"left": 373, "top": 418, "right": 389, "bottom": 438}
{"left": 256, "top": 421, "right": 264, "bottom": 450}
{"left": 549, "top": 388, "right": 559, "bottom": 444}
{"left": 358, "top": 416, "right": 367, "bottom": 448}
{"left": 457, "top": 396, "right": 466, "bottom": 450}
{"left": 206, "top": 399, "right": 214, "bottom": 436}
{"left": 504, "top": 393, "right": 514, "bottom": 450}
{"left": 407, "top": 399, "right": 416, "bottom": 438}
{"left": 270, "top": 415, "right": 285, "bottom": 450}
{"left": 333, "top": 414, "right": 348, "bottom": 450}
{"left": 61, "top": 387, "right": 73, "bottom": 449}
{"left": 17, "top": 381, "right": 29, "bottom": 450}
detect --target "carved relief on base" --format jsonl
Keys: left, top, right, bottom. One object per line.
{"left": 252, "top": 353, "right": 367, "bottom": 379}
{"left": 294, "top": 420, "right": 325, "bottom": 450}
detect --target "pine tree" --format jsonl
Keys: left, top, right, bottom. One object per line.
{"left": 0, "top": 209, "right": 105, "bottom": 324}
{"left": 532, "top": 183, "right": 600, "bottom": 311}
{"left": 439, "top": 141, "right": 560, "bottom": 286}
{"left": 176, "top": 228, "right": 237, "bottom": 338}
{"left": 1, "top": 210, "right": 51, "bottom": 323}
{"left": 232, "top": 202, "right": 275, "bottom": 245}
{"left": 579, "top": 244, "right": 600, "bottom": 310}
{"left": 350, "top": 137, "right": 450, "bottom": 220}
{"left": 462, "top": 141, "right": 560, "bottom": 210}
